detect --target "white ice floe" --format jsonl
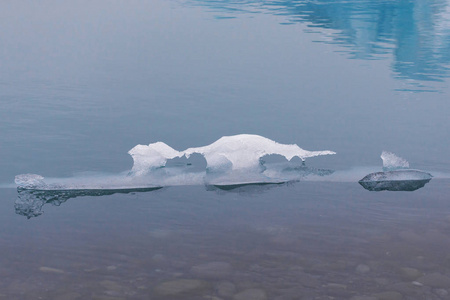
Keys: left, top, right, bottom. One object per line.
{"left": 184, "top": 134, "right": 336, "bottom": 172}
{"left": 15, "top": 134, "right": 336, "bottom": 190}
{"left": 359, "top": 169, "right": 432, "bottom": 182}
{"left": 359, "top": 151, "right": 432, "bottom": 191}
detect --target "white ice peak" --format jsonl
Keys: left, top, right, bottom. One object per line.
{"left": 128, "top": 134, "right": 336, "bottom": 175}
{"left": 184, "top": 134, "right": 336, "bottom": 171}
{"left": 381, "top": 151, "right": 409, "bottom": 171}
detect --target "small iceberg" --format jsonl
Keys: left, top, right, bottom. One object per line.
{"left": 184, "top": 134, "right": 335, "bottom": 186}
{"left": 359, "top": 152, "right": 432, "bottom": 192}
{"left": 15, "top": 134, "right": 336, "bottom": 191}
{"left": 184, "top": 134, "right": 335, "bottom": 172}
{"left": 359, "top": 170, "right": 432, "bottom": 191}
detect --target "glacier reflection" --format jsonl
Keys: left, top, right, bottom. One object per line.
{"left": 191, "top": 0, "right": 450, "bottom": 83}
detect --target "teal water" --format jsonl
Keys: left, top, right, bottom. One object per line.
{"left": 1, "top": 0, "right": 450, "bottom": 299}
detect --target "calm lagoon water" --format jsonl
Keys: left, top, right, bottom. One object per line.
{"left": 1, "top": 0, "right": 450, "bottom": 299}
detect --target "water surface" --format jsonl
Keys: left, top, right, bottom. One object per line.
{"left": 1, "top": 0, "right": 450, "bottom": 299}
{"left": 2, "top": 181, "right": 450, "bottom": 299}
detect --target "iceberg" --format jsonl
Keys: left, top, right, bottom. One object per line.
{"left": 184, "top": 134, "right": 336, "bottom": 172}
{"left": 359, "top": 152, "right": 432, "bottom": 192}
{"left": 15, "top": 174, "right": 47, "bottom": 189}
{"left": 184, "top": 134, "right": 335, "bottom": 186}
{"left": 15, "top": 134, "right": 336, "bottom": 191}
{"left": 359, "top": 170, "right": 432, "bottom": 191}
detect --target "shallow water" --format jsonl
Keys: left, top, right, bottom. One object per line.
{"left": 1, "top": 0, "right": 450, "bottom": 299}
{"left": 2, "top": 180, "right": 450, "bottom": 299}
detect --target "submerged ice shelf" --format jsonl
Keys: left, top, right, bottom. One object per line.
{"left": 15, "top": 134, "right": 336, "bottom": 190}
{"left": 15, "top": 187, "right": 162, "bottom": 219}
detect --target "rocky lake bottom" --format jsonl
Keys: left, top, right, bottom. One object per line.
{"left": 1, "top": 180, "right": 450, "bottom": 300}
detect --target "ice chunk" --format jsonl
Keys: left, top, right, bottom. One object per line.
{"left": 359, "top": 170, "right": 432, "bottom": 182}
{"left": 381, "top": 151, "right": 409, "bottom": 171}
{"left": 15, "top": 174, "right": 47, "bottom": 190}
{"left": 360, "top": 152, "right": 432, "bottom": 191}
{"left": 15, "top": 134, "right": 336, "bottom": 191}
{"left": 128, "top": 142, "right": 183, "bottom": 176}
{"left": 184, "top": 134, "right": 335, "bottom": 172}
{"left": 15, "top": 187, "right": 162, "bottom": 218}
{"left": 359, "top": 170, "right": 432, "bottom": 191}
{"left": 14, "top": 171, "right": 167, "bottom": 191}
{"left": 359, "top": 178, "right": 431, "bottom": 191}
{"left": 15, "top": 189, "right": 48, "bottom": 218}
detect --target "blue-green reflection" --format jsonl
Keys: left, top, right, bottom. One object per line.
{"left": 191, "top": 0, "right": 450, "bottom": 82}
